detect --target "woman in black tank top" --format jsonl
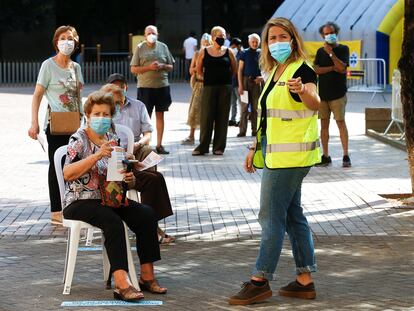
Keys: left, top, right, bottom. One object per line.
{"left": 192, "top": 26, "right": 237, "bottom": 156}
{"left": 203, "top": 48, "right": 232, "bottom": 86}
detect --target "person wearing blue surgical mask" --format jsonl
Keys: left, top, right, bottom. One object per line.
{"left": 314, "top": 22, "right": 351, "bottom": 168}
{"left": 63, "top": 91, "right": 168, "bottom": 302}
{"left": 229, "top": 17, "right": 320, "bottom": 306}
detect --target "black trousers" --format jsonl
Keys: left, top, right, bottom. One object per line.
{"left": 195, "top": 85, "right": 232, "bottom": 153}
{"left": 133, "top": 170, "right": 173, "bottom": 220}
{"left": 63, "top": 199, "right": 161, "bottom": 272}
{"left": 46, "top": 126, "right": 71, "bottom": 212}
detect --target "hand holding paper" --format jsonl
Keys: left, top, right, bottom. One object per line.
{"left": 137, "top": 151, "right": 163, "bottom": 171}
{"left": 240, "top": 91, "right": 249, "bottom": 103}
{"left": 106, "top": 147, "right": 125, "bottom": 181}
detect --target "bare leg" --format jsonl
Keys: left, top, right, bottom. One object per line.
{"left": 320, "top": 119, "right": 330, "bottom": 156}
{"left": 296, "top": 272, "right": 313, "bottom": 285}
{"left": 336, "top": 120, "right": 349, "bottom": 156}
{"left": 113, "top": 269, "right": 132, "bottom": 289}
{"left": 155, "top": 111, "right": 164, "bottom": 148}
{"left": 189, "top": 127, "right": 195, "bottom": 140}
{"left": 140, "top": 262, "right": 167, "bottom": 292}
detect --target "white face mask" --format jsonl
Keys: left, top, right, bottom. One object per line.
{"left": 57, "top": 40, "right": 75, "bottom": 56}
{"left": 147, "top": 34, "right": 158, "bottom": 44}
{"left": 232, "top": 48, "right": 238, "bottom": 56}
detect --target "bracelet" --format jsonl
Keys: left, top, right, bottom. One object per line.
{"left": 246, "top": 145, "right": 256, "bottom": 151}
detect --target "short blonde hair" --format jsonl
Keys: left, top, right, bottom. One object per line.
{"left": 210, "top": 26, "right": 226, "bottom": 38}
{"left": 200, "top": 33, "right": 212, "bottom": 47}
{"left": 260, "top": 17, "right": 307, "bottom": 73}
{"left": 83, "top": 91, "right": 115, "bottom": 116}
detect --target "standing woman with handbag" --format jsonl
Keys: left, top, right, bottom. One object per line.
{"left": 28, "top": 26, "right": 84, "bottom": 225}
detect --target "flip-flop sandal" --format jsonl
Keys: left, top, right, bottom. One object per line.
{"left": 181, "top": 137, "right": 195, "bottom": 145}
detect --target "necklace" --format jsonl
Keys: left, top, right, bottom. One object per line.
{"left": 85, "top": 128, "right": 107, "bottom": 147}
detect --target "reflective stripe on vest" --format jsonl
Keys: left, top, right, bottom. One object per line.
{"left": 266, "top": 140, "right": 320, "bottom": 153}
{"left": 257, "top": 108, "right": 317, "bottom": 120}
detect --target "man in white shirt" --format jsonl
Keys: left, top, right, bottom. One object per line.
{"left": 183, "top": 31, "right": 197, "bottom": 81}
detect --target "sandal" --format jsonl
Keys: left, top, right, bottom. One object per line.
{"left": 113, "top": 285, "right": 144, "bottom": 302}
{"left": 139, "top": 278, "right": 167, "bottom": 294}
{"left": 158, "top": 233, "right": 176, "bottom": 245}
{"left": 181, "top": 137, "right": 195, "bottom": 145}
{"left": 51, "top": 212, "right": 63, "bottom": 225}
{"left": 213, "top": 150, "right": 224, "bottom": 155}
{"left": 192, "top": 150, "right": 205, "bottom": 156}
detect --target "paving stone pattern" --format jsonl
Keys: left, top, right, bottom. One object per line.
{"left": 0, "top": 85, "right": 413, "bottom": 310}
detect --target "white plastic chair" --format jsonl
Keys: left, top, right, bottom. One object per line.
{"left": 54, "top": 145, "right": 139, "bottom": 295}
{"left": 85, "top": 124, "right": 139, "bottom": 245}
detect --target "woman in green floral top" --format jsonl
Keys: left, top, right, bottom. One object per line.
{"left": 28, "top": 25, "right": 84, "bottom": 225}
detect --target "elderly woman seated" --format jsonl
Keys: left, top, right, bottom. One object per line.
{"left": 62, "top": 90, "right": 167, "bottom": 302}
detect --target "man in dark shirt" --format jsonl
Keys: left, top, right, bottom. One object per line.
{"left": 237, "top": 33, "right": 263, "bottom": 137}
{"left": 314, "top": 22, "right": 351, "bottom": 167}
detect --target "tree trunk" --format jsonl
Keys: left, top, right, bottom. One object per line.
{"left": 398, "top": 0, "right": 414, "bottom": 193}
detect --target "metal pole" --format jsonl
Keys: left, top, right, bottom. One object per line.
{"left": 80, "top": 44, "right": 85, "bottom": 63}
{"left": 97, "top": 44, "right": 101, "bottom": 63}
{"left": 128, "top": 33, "right": 133, "bottom": 58}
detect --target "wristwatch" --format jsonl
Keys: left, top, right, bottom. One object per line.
{"left": 329, "top": 53, "right": 333, "bottom": 58}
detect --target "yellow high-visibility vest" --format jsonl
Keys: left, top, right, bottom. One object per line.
{"left": 253, "top": 59, "right": 320, "bottom": 169}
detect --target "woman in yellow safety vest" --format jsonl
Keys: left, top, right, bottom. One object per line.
{"left": 229, "top": 17, "right": 321, "bottom": 306}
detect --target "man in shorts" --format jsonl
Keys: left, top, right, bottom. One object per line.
{"left": 130, "top": 25, "right": 175, "bottom": 154}
{"left": 314, "top": 21, "right": 351, "bottom": 167}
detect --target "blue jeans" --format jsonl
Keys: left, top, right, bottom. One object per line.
{"left": 252, "top": 137, "right": 317, "bottom": 280}
{"left": 229, "top": 87, "right": 240, "bottom": 122}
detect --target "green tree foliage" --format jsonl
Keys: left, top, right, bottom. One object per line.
{"left": 0, "top": 0, "right": 54, "bottom": 59}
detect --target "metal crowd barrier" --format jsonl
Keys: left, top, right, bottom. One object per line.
{"left": 0, "top": 57, "right": 186, "bottom": 85}
{"left": 384, "top": 69, "right": 405, "bottom": 140}
{"left": 346, "top": 58, "right": 387, "bottom": 103}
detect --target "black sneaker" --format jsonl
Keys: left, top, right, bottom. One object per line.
{"left": 228, "top": 120, "right": 237, "bottom": 126}
{"left": 155, "top": 145, "right": 169, "bottom": 155}
{"left": 228, "top": 281, "right": 273, "bottom": 305}
{"left": 342, "top": 155, "right": 351, "bottom": 167}
{"left": 315, "top": 155, "right": 331, "bottom": 167}
{"left": 279, "top": 280, "right": 316, "bottom": 299}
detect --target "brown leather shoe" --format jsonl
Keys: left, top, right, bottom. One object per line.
{"left": 113, "top": 286, "right": 144, "bottom": 302}
{"left": 139, "top": 278, "right": 167, "bottom": 294}
{"left": 278, "top": 280, "right": 316, "bottom": 299}
{"left": 228, "top": 281, "right": 272, "bottom": 305}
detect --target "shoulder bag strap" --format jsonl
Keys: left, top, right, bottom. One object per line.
{"left": 72, "top": 63, "right": 81, "bottom": 114}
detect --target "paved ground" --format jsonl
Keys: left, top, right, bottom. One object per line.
{"left": 0, "top": 84, "right": 413, "bottom": 310}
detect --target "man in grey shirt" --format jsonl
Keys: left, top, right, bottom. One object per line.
{"left": 102, "top": 74, "right": 175, "bottom": 244}
{"left": 105, "top": 73, "right": 153, "bottom": 162}
{"left": 130, "top": 25, "right": 175, "bottom": 155}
